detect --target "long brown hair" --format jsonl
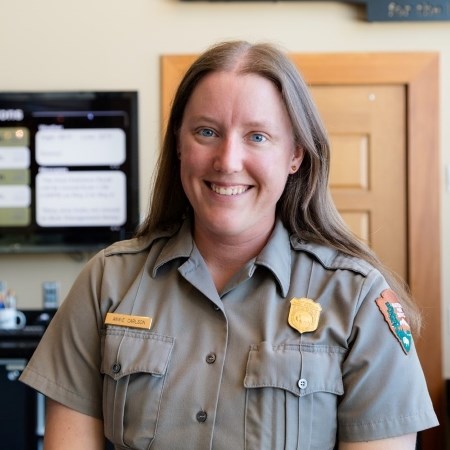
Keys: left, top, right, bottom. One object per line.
{"left": 137, "top": 40, "right": 421, "bottom": 332}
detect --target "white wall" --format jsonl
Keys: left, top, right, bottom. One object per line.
{"left": 0, "top": 0, "right": 449, "bottom": 374}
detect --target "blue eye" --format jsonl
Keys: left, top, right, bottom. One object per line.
{"left": 249, "top": 133, "right": 266, "bottom": 143}
{"left": 198, "top": 128, "right": 216, "bottom": 138}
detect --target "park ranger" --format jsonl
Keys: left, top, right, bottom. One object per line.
{"left": 21, "top": 40, "right": 438, "bottom": 450}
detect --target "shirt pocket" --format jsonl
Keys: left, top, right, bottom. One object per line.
{"left": 101, "top": 326, "right": 174, "bottom": 450}
{"left": 244, "top": 341, "right": 344, "bottom": 450}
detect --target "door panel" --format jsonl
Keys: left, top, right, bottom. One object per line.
{"left": 311, "top": 85, "right": 407, "bottom": 279}
{"left": 329, "top": 133, "right": 369, "bottom": 190}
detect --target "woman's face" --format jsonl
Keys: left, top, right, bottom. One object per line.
{"left": 178, "top": 70, "right": 303, "bottom": 242}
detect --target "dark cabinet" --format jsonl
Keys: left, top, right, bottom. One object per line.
{"left": 0, "top": 310, "right": 54, "bottom": 450}
{"left": 0, "top": 359, "right": 44, "bottom": 450}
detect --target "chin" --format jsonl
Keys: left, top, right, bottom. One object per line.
{"left": 201, "top": 216, "right": 247, "bottom": 238}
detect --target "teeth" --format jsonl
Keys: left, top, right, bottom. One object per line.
{"left": 210, "top": 183, "right": 248, "bottom": 196}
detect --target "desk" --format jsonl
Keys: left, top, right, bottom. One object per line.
{"left": 0, "top": 326, "right": 45, "bottom": 359}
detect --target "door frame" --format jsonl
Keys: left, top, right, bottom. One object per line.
{"left": 161, "top": 52, "right": 443, "bottom": 447}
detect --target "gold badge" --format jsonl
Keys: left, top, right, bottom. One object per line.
{"left": 288, "top": 298, "right": 322, "bottom": 333}
{"left": 104, "top": 312, "right": 152, "bottom": 330}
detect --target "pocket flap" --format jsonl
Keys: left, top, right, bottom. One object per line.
{"left": 101, "top": 327, "right": 174, "bottom": 380}
{"left": 244, "top": 342, "right": 344, "bottom": 397}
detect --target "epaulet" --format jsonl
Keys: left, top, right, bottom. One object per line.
{"left": 290, "top": 236, "right": 374, "bottom": 277}
{"left": 104, "top": 224, "right": 181, "bottom": 257}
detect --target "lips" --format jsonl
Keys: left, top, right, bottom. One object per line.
{"left": 210, "top": 182, "right": 250, "bottom": 196}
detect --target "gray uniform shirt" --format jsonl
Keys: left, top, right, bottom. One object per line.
{"left": 20, "top": 219, "right": 438, "bottom": 449}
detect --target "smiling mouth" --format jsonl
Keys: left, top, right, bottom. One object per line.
{"left": 209, "top": 183, "right": 250, "bottom": 196}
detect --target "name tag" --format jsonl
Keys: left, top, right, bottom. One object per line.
{"left": 104, "top": 312, "right": 152, "bottom": 330}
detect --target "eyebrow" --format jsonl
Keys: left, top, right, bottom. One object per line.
{"left": 188, "top": 115, "right": 272, "bottom": 128}
{"left": 185, "top": 115, "right": 218, "bottom": 125}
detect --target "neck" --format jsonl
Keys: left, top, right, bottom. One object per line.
{"left": 193, "top": 225, "right": 273, "bottom": 292}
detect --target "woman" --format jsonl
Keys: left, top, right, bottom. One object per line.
{"left": 21, "top": 41, "right": 438, "bottom": 449}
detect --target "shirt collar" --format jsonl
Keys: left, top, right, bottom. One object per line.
{"left": 253, "top": 219, "right": 292, "bottom": 297}
{"left": 152, "top": 220, "right": 194, "bottom": 277}
{"left": 152, "top": 218, "right": 292, "bottom": 297}
{"left": 151, "top": 218, "right": 371, "bottom": 295}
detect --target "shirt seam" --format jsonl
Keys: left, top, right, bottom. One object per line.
{"left": 24, "top": 364, "right": 97, "bottom": 403}
{"left": 340, "top": 408, "right": 436, "bottom": 429}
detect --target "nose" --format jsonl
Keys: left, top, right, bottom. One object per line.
{"left": 213, "top": 135, "right": 244, "bottom": 173}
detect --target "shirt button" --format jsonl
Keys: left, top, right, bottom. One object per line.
{"left": 196, "top": 410, "right": 207, "bottom": 423}
{"left": 213, "top": 305, "right": 220, "bottom": 311}
{"left": 298, "top": 378, "right": 308, "bottom": 389}
{"left": 112, "top": 363, "right": 121, "bottom": 374}
{"left": 206, "top": 353, "right": 216, "bottom": 364}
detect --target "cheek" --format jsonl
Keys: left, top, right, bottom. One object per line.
{"left": 179, "top": 152, "right": 208, "bottom": 197}
{"left": 259, "top": 161, "right": 292, "bottom": 198}
{"left": 257, "top": 157, "right": 291, "bottom": 182}
{"left": 179, "top": 159, "right": 192, "bottom": 193}
{"left": 180, "top": 152, "right": 204, "bottom": 178}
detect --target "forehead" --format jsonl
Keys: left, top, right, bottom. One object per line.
{"left": 191, "top": 70, "right": 278, "bottom": 96}
{"left": 184, "top": 70, "right": 289, "bottom": 121}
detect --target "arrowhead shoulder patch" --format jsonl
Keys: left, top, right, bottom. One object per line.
{"left": 375, "top": 289, "right": 412, "bottom": 354}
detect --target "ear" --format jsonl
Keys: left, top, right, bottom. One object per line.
{"left": 289, "top": 146, "right": 304, "bottom": 174}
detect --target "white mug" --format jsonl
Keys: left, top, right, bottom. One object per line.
{"left": 0, "top": 308, "right": 26, "bottom": 329}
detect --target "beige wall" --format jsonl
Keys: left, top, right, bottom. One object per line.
{"left": 0, "top": 0, "right": 449, "bottom": 374}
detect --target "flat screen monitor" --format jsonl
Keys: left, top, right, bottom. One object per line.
{"left": 0, "top": 91, "right": 139, "bottom": 253}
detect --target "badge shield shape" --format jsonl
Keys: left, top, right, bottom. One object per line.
{"left": 288, "top": 298, "right": 322, "bottom": 333}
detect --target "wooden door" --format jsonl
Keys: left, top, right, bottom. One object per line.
{"left": 160, "top": 52, "right": 442, "bottom": 448}
{"left": 312, "top": 85, "right": 407, "bottom": 280}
